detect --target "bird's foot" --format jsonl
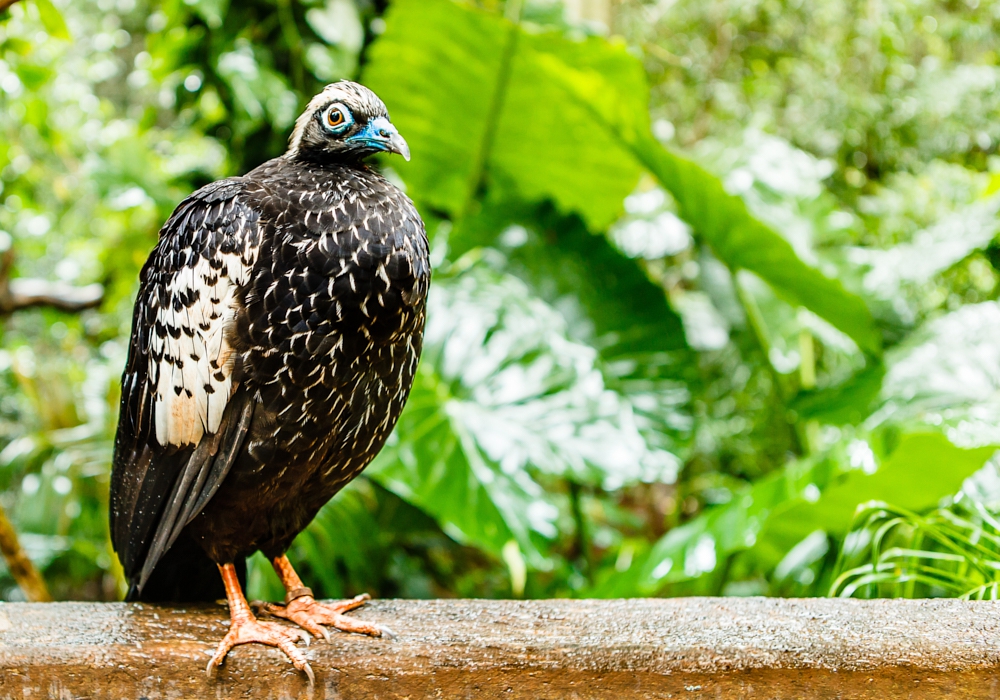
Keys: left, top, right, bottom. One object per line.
{"left": 257, "top": 593, "right": 386, "bottom": 641}
{"left": 206, "top": 614, "right": 314, "bottom": 683}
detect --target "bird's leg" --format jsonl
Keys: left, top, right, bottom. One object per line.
{"left": 207, "top": 562, "right": 315, "bottom": 682}
{"left": 255, "top": 554, "right": 385, "bottom": 641}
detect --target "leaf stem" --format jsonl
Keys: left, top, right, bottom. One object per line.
{"left": 732, "top": 270, "right": 809, "bottom": 456}
{"left": 0, "top": 503, "right": 51, "bottom": 602}
{"left": 568, "top": 479, "right": 593, "bottom": 582}
{"left": 460, "top": 7, "right": 521, "bottom": 220}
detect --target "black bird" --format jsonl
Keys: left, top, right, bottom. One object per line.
{"left": 109, "top": 81, "right": 429, "bottom": 680}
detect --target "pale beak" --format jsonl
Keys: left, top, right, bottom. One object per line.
{"left": 348, "top": 116, "right": 411, "bottom": 161}
{"left": 387, "top": 132, "right": 410, "bottom": 161}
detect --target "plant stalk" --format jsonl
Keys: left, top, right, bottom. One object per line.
{"left": 460, "top": 2, "right": 521, "bottom": 220}
{"left": 568, "top": 480, "right": 594, "bottom": 581}
{"left": 0, "top": 503, "right": 52, "bottom": 601}
{"left": 732, "top": 272, "right": 809, "bottom": 456}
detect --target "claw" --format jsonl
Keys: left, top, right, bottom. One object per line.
{"left": 209, "top": 562, "right": 317, "bottom": 683}
{"left": 264, "top": 558, "right": 383, "bottom": 648}
{"left": 260, "top": 594, "right": 382, "bottom": 641}
{"left": 205, "top": 615, "right": 314, "bottom": 683}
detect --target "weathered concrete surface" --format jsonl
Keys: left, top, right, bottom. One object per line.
{"left": 2, "top": 597, "right": 1000, "bottom": 698}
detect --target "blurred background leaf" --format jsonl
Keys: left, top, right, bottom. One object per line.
{"left": 2, "top": 0, "right": 1000, "bottom": 602}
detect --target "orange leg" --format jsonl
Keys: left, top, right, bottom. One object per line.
{"left": 207, "top": 562, "right": 314, "bottom": 682}
{"left": 256, "top": 554, "right": 386, "bottom": 641}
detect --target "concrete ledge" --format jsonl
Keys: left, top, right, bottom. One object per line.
{"left": 2, "top": 598, "right": 1000, "bottom": 698}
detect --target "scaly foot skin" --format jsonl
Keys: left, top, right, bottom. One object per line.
{"left": 206, "top": 615, "right": 314, "bottom": 683}
{"left": 257, "top": 593, "right": 386, "bottom": 641}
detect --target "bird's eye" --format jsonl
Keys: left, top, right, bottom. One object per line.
{"left": 327, "top": 108, "right": 345, "bottom": 127}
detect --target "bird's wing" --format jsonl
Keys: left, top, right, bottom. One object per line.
{"left": 110, "top": 178, "right": 264, "bottom": 591}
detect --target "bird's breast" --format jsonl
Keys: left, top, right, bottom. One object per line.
{"left": 240, "top": 169, "right": 429, "bottom": 416}
{"left": 296, "top": 202, "right": 427, "bottom": 337}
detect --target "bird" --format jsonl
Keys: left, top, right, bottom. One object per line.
{"left": 108, "top": 81, "right": 429, "bottom": 681}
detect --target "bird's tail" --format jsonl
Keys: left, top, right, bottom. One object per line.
{"left": 125, "top": 531, "right": 246, "bottom": 603}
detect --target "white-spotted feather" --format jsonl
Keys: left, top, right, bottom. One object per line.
{"left": 150, "top": 201, "right": 259, "bottom": 447}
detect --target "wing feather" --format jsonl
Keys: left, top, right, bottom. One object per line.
{"left": 110, "top": 178, "right": 264, "bottom": 589}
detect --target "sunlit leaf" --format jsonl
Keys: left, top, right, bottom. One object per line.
{"left": 846, "top": 194, "right": 1000, "bottom": 302}
{"left": 753, "top": 434, "right": 997, "bottom": 574}
{"left": 33, "top": 0, "right": 70, "bottom": 41}
{"left": 599, "top": 447, "right": 842, "bottom": 594}
{"left": 608, "top": 433, "right": 995, "bottom": 594}
{"left": 364, "top": 0, "right": 645, "bottom": 230}
{"left": 875, "top": 302, "right": 1000, "bottom": 445}
{"left": 368, "top": 265, "right": 682, "bottom": 566}
{"left": 190, "top": 0, "right": 229, "bottom": 29}
{"left": 541, "top": 59, "right": 883, "bottom": 356}
{"left": 216, "top": 43, "right": 299, "bottom": 135}
{"left": 453, "top": 200, "right": 688, "bottom": 356}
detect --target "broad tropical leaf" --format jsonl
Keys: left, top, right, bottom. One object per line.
{"left": 876, "top": 301, "right": 1000, "bottom": 447}
{"left": 451, "top": 200, "right": 688, "bottom": 356}
{"left": 846, "top": 194, "right": 1000, "bottom": 302}
{"left": 367, "top": 265, "right": 682, "bottom": 567}
{"left": 540, "top": 59, "right": 882, "bottom": 356}
{"left": 364, "top": 0, "right": 645, "bottom": 230}
{"left": 608, "top": 432, "right": 995, "bottom": 594}
{"left": 751, "top": 434, "right": 997, "bottom": 575}
{"left": 599, "top": 446, "right": 844, "bottom": 594}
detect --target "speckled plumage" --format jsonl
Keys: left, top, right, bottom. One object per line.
{"left": 110, "top": 83, "right": 429, "bottom": 602}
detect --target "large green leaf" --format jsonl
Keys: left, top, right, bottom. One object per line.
{"left": 364, "top": 0, "right": 645, "bottom": 230}
{"left": 452, "top": 199, "right": 688, "bottom": 356}
{"left": 608, "top": 432, "right": 995, "bottom": 594}
{"left": 33, "top": 0, "right": 71, "bottom": 41}
{"left": 216, "top": 43, "right": 299, "bottom": 136}
{"left": 752, "top": 434, "right": 997, "bottom": 573}
{"left": 598, "top": 447, "right": 841, "bottom": 595}
{"left": 367, "top": 266, "right": 682, "bottom": 567}
{"left": 846, "top": 193, "right": 1000, "bottom": 303}
{"left": 645, "top": 146, "right": 884, "bottom": 353}
{"left": 714, "top": 301, "right": 1000, "bottom": 584}
{"left": 876, "top": 301, "right": 1000, "bottom": 447}
{"left": 539, "top": 59, "right": 882, "bottom": 356}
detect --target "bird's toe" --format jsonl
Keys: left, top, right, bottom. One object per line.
{"left": 206, "top": 616, "right": 313, "bottom": 682}
{"left": 261, "top": 594, "right": 382, "bottom": 640}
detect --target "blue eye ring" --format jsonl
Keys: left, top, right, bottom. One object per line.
{"left": 323, "top": 103, "right": 353, "bottom": 133}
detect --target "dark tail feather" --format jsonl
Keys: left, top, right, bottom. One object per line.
{"left": 126, "top": 531, "right": 246, "bottom": 603}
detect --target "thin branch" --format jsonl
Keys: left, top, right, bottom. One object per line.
{"left": 2, "top": 279, "right": 104, "bottom": 315}
{"left": 0, "top": 502, "right": 52, "bottom": 601}
{"left": 0, "top": 246, "right": 104, "bottom": 317}
{"left": 0, "top": 0, "right": 25, "bottom": 13}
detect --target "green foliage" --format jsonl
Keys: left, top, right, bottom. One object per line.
{"left": 366, "top": 0, "right": 645, "bottom": 229}
{"left": 369, "top": 262, "right": 681, "bottom": 574}
{"left": 544, "top": 62, "right": 881, "bottom": 355}
{"left": 1, "top": 0, "right": 999, "bottom": 603}
{"left": 754, "top": 435, "right": 996, "bottom": 589}
{"left": 831, "top": 467, "right": 1000, "bottom": 600}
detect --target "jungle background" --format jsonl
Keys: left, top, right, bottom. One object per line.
{"left": 2, "top": 0, "right": 1000, "bottom": 604}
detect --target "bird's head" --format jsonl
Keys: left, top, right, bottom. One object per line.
{"left": 286, "top": 81, "right": 410, "bottom": 163}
